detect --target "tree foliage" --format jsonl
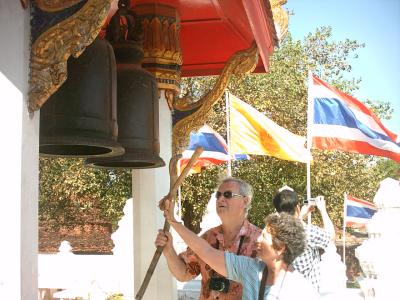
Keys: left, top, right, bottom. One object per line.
{"left": 39, "top": 157, "right": 132, "bottom": 229}
{"left": 179, "top": 27, "right": 396, "bottom": 232}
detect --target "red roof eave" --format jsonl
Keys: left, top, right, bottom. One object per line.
{"left": 243, "top": 0, "right": 277, "bottom": 72}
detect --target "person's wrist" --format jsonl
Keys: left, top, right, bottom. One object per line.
{"left": 163, "top": 245, "right": 174, "bottom": 256}
{"left": 168, "top": 219, "right": 182, "bottom": 225}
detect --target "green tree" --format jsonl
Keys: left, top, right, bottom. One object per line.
{"left": 179, "top": 27, "right": 395, "bottom": 231}
{"left": 39, "top": 157, "right": 131, "bottom": 229}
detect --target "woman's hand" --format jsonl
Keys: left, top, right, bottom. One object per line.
{"left": 299, "top": 204, "right": 314, "bottom": 220}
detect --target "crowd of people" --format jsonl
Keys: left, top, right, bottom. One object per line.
{"left": 155, "top": 177, "right": 335, "bottom": 300}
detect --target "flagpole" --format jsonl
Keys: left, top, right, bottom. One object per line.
{"left": 225, "top": 91, "right": 232, "bottom": 176}
{"left": 306, "top": 71, "right": 313, "bottom": 225}
{"left": 343, "top": 193, "right": 347, "bottom": 264}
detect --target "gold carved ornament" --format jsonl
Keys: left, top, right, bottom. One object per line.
{"left": 33, "top": 0, "right": 84, "bottom": 12}
{"left": 139, "top": 7, "right": 182, "bottom": 106}
{"left": 29, "top": 0, "right": 112, "bottom": 112}
{"left": 171, "top": 42, "right": 259, "bottom": 155}
{"left": 270, "top": 0, "right": 289, "bottom": 40}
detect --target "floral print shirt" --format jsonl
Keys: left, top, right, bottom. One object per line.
{"left": 179, "top": 220, "right": 261, "bottom": 300}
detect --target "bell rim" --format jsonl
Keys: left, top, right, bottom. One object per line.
{"left": 39, "top": 137, "right": 125, "bottom": 158}
{"left": 85, "top": 153, "right": 166, "bottom": 169}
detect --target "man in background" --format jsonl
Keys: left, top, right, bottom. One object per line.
{"left": 273, "top": 187, "right": 335, "bottom": 292}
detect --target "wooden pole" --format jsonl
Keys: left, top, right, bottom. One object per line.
{"left": 135, "top": 146, "right": 203, "bottom": 300}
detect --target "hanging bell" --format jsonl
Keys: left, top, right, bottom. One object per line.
{"left": 86, "top": 3, "right": 165, "bottom": 169}
{"left": 86, "top": 66, "right": 165, "bottom": 169}
{"left": 39, "top": 37, "right": 124, "bottom": 157}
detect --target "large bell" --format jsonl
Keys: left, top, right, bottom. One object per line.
{"left": 86, "top": 66, "right": 165, "bottom": 169}
{"left": 39, "top": 37, "right": 124, "bottom": 157}
{"left": 85, "top": 4, "right": 165, "bottom": 169}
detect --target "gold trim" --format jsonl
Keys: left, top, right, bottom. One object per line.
{"left": 138, "top": 5, "right": 182, "bottom": 96}
{"left": 270, "top": 0, "right": 289, "bottom": 41}
{"left": 29, "top": 0, "right": 112, "bottom": 112}
{"left": 33, "top": 0, "right": 84, "bottom": 12}
{"left": 172, "top": 42, "right": 258, "bottom": 154}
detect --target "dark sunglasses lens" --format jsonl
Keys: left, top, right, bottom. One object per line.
{"left": 223, "top": 191, "right": 233, "bottom": 198}
{"left": 216, "top": 191, "right": 233, "bottom": 199}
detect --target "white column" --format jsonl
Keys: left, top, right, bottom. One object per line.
{"left": 133, "top": 91, "right": 176, "bottom": 300}
{"left": 0, "top": 2, "right": 38, "bottom": 300}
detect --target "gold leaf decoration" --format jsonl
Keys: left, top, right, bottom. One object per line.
{"left": 29, "top": 0, "right": 112, "bottom": 112}
{"left": 172, "top": 42, "right": 258, "bottom": 155}
{"left": 33, "top": 0, "right": 84, "bottom": 12}
{"left": 270, "top": 0, "right": 289, "bottom": 41}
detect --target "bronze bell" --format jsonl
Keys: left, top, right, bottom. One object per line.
{"left": 86, "top": 2, "right": 165, "bottom": 169}
{"left": 39, "top": 37, "right": 124, "bottom": 158}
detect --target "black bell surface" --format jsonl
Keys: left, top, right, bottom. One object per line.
{"left": 39, "top": 37, "right": 124, "bottom": 158}
{"left": 86, "top": 65, "right": 165, "bottom": 169}
{"left": 86, "top": 4, "right": 165, "bottom": 169}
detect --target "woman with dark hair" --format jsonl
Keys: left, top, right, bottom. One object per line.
{"left": 158, "top": 199, "right": 319, "bottom": 300}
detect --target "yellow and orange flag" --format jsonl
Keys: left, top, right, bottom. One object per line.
{"left": 229, "top": 93, "right": 311, "bottom": 163}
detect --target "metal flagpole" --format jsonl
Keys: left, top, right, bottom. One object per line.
{"left": 343, "top": 193, "right": 347, "bottom": 264}
{"left": 306, "top": 71, "right": 313, "bottom": 225}
{"left": 225, "top": 91, "right": 232, "bottom": 176}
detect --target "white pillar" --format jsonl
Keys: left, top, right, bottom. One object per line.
{"left": 0, "top": 2, "right": 38, "bottom": 300}
{"left": 133, "top": 91, "right": 176, "bottom": 300}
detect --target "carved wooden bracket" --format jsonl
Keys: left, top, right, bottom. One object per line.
{"left": 171, "top": 42, "right": 259, "bottom": 155}
{"left": 28, "top": 0, "right": 112, "bottom": 112}
{"left": 270, "top": 0, "right": 289, "bottom": 40}
{"left": 33, "top": 0, "right": 83, "bottom": 12}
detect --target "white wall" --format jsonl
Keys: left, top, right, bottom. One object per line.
{"left": 0, "top": 1, "right": 38, "bottom": 299}
{"left": 133, "top": 91, "right": 176, "bottom": 300}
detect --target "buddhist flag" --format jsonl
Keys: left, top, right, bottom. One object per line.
{"left": 310, "top": 75, "right": 400, "bottom": 162}
{"left": 229, "top": 93, "right": 310, "bottom": 163}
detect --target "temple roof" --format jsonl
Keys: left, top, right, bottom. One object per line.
{"left": 115, "top": 0, "right": 278, "bottom": 76}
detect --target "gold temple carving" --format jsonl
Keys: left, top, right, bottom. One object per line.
{"left": 29, "top": 0, "right": 111, "bottom": 112}
{"left": 172, "top": 42, "right": 259, "bottom": 155}
{"left": 136, "top": 4, "right": 182, "bottom": 103}
{"left": 33, "top": 0, "right": 84, "bottom": 12}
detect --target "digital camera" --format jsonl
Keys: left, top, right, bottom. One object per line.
{"left": 208, "top": 277, "right": 230, "bottom": 293}
{"left": 304, "top": 195, "right": 324, "bottom": 206}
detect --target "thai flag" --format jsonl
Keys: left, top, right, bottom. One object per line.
{"left": 310, "top": 75, "right": 400, "bottom": 162}
{"left": 344, "top": 194, "right": 377, "bottom": 228}
{"left": 178, "top": 125, "right": 248, "bottom": 174}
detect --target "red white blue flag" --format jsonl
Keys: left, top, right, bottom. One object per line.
{"left": 344, "top": 194, "right": 377, "bottom": 227}
{"left": 310, "top": 75, "right": 400, "bottom": 162}
{"left": 179, "top": 125, "right": 248, "bottom": 174}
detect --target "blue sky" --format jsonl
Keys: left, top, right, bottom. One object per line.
{"left": 285, "top": 0, "right": 400, "bottom": 135}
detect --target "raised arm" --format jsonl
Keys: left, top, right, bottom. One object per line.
{"left": 315, "top": 196, "right": 335, "bottom": 240}
{"left": 161, "top": 199, "right": 227, "bottom": 276}
{"left": 155, "top": 230, "right": 194, "bottom": 282}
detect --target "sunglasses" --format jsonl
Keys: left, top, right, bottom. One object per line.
{"left": 215, "top": 191, "right": 246, "bottom": 199}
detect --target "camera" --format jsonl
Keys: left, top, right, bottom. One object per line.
{"left": 304, "top": 195, "right": 324, "bottom": 206}
{"left": 208, "top": 277, "right": 230, "bottom": 293}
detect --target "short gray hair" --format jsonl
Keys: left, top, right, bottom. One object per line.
{"left": 219, "top": 177, "right": 253, "bottom": 214}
